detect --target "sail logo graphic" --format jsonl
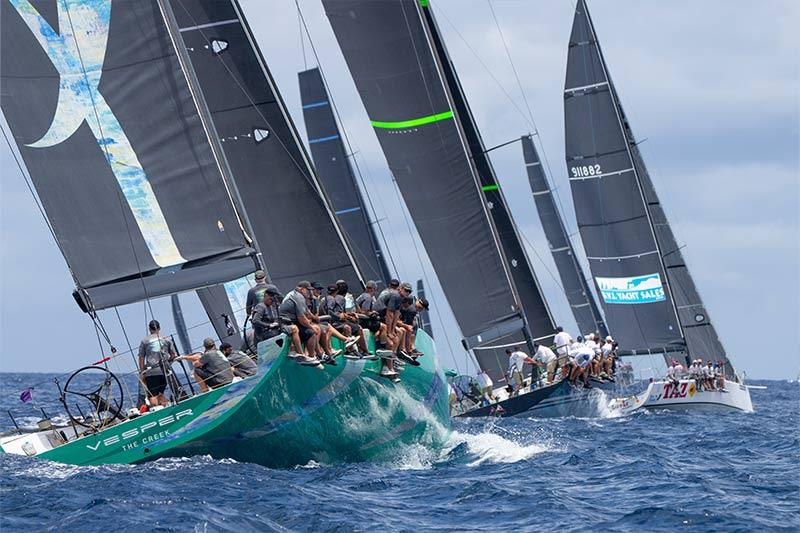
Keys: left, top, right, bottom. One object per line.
{"left": 596, "top": 273, "right": 665, "bottom": 305}
{"left": 8, "top": 0, "right": 185, "bottom": 268}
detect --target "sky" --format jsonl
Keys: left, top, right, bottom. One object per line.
{"left": 1, "top": 0, "right": 798, "bottom": 380}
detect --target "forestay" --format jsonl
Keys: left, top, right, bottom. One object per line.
{"left": 564, "top": 0, "right": 731, "bottom": 376}
{"left": 522, "top": 135, "right": 606, "bottom": 338}
{"left": 1, "top": 0, "right": 257, "bottom": 311}
{"left": 298, "top": 67, "right": 392, "bottom": 284}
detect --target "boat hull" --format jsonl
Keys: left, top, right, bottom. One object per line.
{"left": 1, "top": 332, "right": 451, "bottom": 467}
{"left": 454, "top": 379, "right": 613, "bottom": 419}
{"left": 634, "top": 379, "right": 753, "bottom": 413}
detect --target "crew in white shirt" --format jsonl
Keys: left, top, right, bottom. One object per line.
{"left": 532, "top": 342, "right": 558, "bottom": 384}
{"left": 506, "top": 347, "right": 534, "bottom": 395}
{"left": 476, "top": 369, "right": 495, "bottom": 404}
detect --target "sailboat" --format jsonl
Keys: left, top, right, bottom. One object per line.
{"left": 0, "top": 0, "right": 450, "bottom": 466}
{"left": 325, "top": 0, "right": 610, "bottom": 418}
{"left": 563, "top": 0, "right": 752, "bottom": 412}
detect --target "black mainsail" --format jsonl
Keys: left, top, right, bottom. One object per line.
{"left": 522, "top": 135, "right": 607, "bottom": 337}
{"left": 1, "top": 0, "right": 257, "bottom": 312}
{"left": 166, "top": 0, "right": 363, "bottom": 293}
{"left": 564, "top": 0, "right": 731, "bottom": 375}
{"left": 298, "top": 67, "right": 392, "bottom": 284}
{"left": 325, "top": 0, "right": 554, "bottom": 382}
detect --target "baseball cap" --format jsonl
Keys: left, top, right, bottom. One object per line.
{"left": 297, "top": 280, "right": 311, "bottom": 289}
{"left": 311, "top": 281, "right": 324, "bottom": 290}
{"left": 254, "top": 269, "right": 266, "bottom": 280}
{"left": 203, "top": 337, "right": 215, "bottom": 349}
{"left": 400, "top": 282, "right": 413, "bottom": 291}
{"left": 365, "top": 280, "right": 377, "bottom": 290}
{"left": 389, "top": 278, "right": 400, "bottom": 288}
{"left": 605, "top": 336, "right": 613, "bottom": 342}
{"left": 417, "top": 297, "right": 429, "bottom": 310}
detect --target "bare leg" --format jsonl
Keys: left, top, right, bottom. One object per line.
{"left": 193, "top": 371, "right": 209, "bottom": 393}
{"left": 290, "top": 326, "right": 303, "bottom": 354}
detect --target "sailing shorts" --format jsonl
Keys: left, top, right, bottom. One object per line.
{"left": 298, "top": 324, "right": 316, "bottom": 343}
{"left": 143, "top": 373, "right": 167, "bottom": 396}
{"left": 546, "top": 359, "right": 558, "bottom": 375}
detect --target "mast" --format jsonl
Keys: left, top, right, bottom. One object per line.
{"left": 521, "top": 134, "right": 607, "bottom": 337}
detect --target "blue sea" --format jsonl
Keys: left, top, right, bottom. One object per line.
{"left": 0, "top": 373, "right": 797, "bottom": 532}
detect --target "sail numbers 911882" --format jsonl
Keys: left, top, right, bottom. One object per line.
{"left": 571, "top": 164, "right": 602, "bottom": 177}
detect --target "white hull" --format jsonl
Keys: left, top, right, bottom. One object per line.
{"left": 629, "top": 379, "right": 753, "bottom": 413}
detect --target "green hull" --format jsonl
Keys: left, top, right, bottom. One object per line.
{"left": 12, "top": 332, "right": 450, "bottom": 468}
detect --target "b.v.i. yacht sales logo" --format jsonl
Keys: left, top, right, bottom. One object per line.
{"left": 596, "top": 273, "right": 666, "bottom": 305}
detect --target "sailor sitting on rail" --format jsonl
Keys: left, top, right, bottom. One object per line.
{"left": 703, "top": 361, "right": 718, "bottom": 391}
{"left": 251, "top": 286, "right": 303, "bottom": 356}
{"left": 570, "top": 336, "right": 594, "bottom": 388}
{"left": 601, "top": 336, "right": 616, "bottom": 379}
{"left": 220, "top": 342, "right": 257, "bottom": 378}
{"left": 713, "top": 362, "right": 727, "bottom": 391}
{"left": 177, "top": 338, "right": 233, "bottom": 392}
{"left": 375, "top": 279, "right": 405, "bottom": 380}
{"left": 279, "top": 281, "right": 323, "bottom": 367}
{"left": 336, "top": 280, "right": 372, "bottom": 357}
{"left": 666, "top": 360, "right": 683, "bottom": 385}
{"left": 307, "top": 282, "right": 348, "bottom": 365}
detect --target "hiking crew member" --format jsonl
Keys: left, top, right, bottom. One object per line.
{"left": 250, "top": 285, "right": 290, "bottom": 348}
{"left": 279, "top": 281, "right": 323, "bottom": 367}
{"left": 178, "top": 338, "right": 233, "bottom": 392}
{"left": 335, "top": 280, "right": 370, "bottom": 357}
{"left": 138, "top": 320, "right": 178, "bottom": 407}
{"left": 245, "top": 270, "right": 269, "bottom": 317}
{"left": 220, "top": 342, "right": 257, "bottom": 378}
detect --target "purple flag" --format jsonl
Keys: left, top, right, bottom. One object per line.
{"left": 19, "top": 388, "right": 32, "bottom": 403}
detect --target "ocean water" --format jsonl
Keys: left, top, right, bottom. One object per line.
{"left": 0, "top": 373, "right": 797, "bottom": 532}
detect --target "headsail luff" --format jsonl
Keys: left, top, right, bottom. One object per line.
{"left": 1, "top": 0, "right": 257, "bottom": 311}
{"left": 166, "top": 0, "right": 363, "bottom": 295}
{"left": 298, "top": 67, "right": 393, "bottom": 284}
{"left": 565, "top": 0, "right": 731, "bottom": 376}
{"left": 325, "top": 0, "right": 536, "bottom": 383}
{"left": 522, "top": 135, "right": 607, "bottom": 338}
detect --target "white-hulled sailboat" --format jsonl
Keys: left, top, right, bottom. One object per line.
{"left": 563, "top": 0, "right": 753, "bottom": 413}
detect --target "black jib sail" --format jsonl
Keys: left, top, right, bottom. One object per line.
{"left": 564, "top": 0, "right": 731, "bottom": 375}
{"left": 1, "top": 0, "right": 257, "bottom": 312}
{"left": 298, "top": 67, "right": 392, "bottom": 284}
{"left": 166, "top": 0, "right": 362, "bottom": 294}
{"left": 416, "top": 279, "right": 434, "bottom": 338}
{"left": 325, "top": 0, "right": 552, "bottom": 382}
{"left": 522, "top": 135, "right": 607, "bottom": 338}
